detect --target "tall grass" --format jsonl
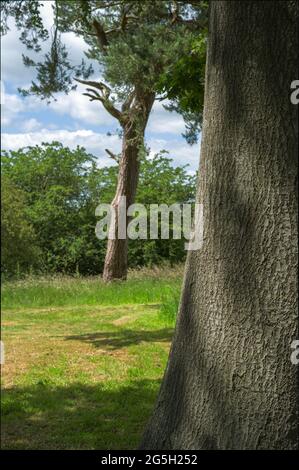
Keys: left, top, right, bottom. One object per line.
{"left": 159, "top": 289, "right": 181, "bottom": 322}
{"left": 1, "top": 265, "right": 184, "bottom": 310}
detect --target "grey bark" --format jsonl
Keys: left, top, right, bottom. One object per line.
{"left": 102, "top": 92, "right": 155, "bottom": 281}
{"left": 140, "top": 0, "right": 298, "bottom": 450}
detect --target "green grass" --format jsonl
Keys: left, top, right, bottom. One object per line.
{"left": 1, "top": 265, "right": 183, "bottom": 310}
{"left": 1, "top": 266, "right": 182, "bottom": 449}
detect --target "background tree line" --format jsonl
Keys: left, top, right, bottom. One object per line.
{"left": 1, "top": 0, "right": 207, "bottom": 280}
{"left": 1, "top": 142, "right": 196, "bottom": 278}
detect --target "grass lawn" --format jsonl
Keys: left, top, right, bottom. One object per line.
{"left": 1, "top": 266, "right": 182, "bottom": 449}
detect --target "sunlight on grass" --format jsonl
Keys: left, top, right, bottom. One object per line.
{"left": 1, "top": 265, "right": 184, "bottom": 310}
{"left": 1, "top": 268, "right": 183, "bottom": 449}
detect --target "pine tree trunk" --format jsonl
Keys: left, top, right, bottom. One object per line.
{"left": 102, "top": 123, "right": 140, "bottom": 281}
{"left": 140, "top": 0, "right": 298, "bottom": 450}
{"left": 102, "top": 93, "right": 154, "bottom": 281}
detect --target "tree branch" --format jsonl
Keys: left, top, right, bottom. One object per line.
{"left": 121, "top": 90, "right": 136, "bottom": 112}
{"left": 105, "top": 148, "right": 120, "bottom": 163}
{"left": 92, "top": 18, "right": 108, "bottom": 53}
{"left": 75, "top": 78, "right": 124, "bottom": 123}
{"left": 83, "top": 92, "right": 100, "bottom": 102}
{"left": 74, "top": 78, "right": 108, "bottom": 92}
{"left": 102, "top": 100, "right": 124, "bottom": 122}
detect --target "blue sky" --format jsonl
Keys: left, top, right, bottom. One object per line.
{"left": 1, "top": 1, "right": 200, "bottom": 172}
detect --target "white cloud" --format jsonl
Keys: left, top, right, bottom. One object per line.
{"left": 1, "top": 22, "right": 36, "bottom": 86}
{"left": 1, "top": 2, "right": 94, "bottom": 89}
{"left": 1, "top": 93, "right": 25, "bottom": 126}
{"left": 1, "top": 83, "right": 117, "bottom": 131}
{"left": 1, "top": 90, "right": 46, "bottom": 127}
{"left": 147, "top": 136, "right": 200, "bottom": 173}
{"left": 1, "top": 127, "right": 200, "bottom": 172}
{"left": 21, "top": 118, "right": 42, "bottom": 132}
{"left": 48, "top": 85, "right": 117, "bottom": 127}
{"left": 39, "top": 1, "right": 55, "bottom": 29}
{"left": 147, "top": 100, "right": 186, "bottom": 135}
{"left": 1, "top": 129, "right": 121, "bottom": 168}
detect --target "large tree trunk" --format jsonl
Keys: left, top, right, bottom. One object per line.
{"left": 140, "top": 0, "right": 298, "bottom": 450}
{"left": 103, "top": 92, "right": 155, "bottom": 281}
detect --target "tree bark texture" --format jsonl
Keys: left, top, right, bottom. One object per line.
{"left": 103, "top": 92, "right": 155, "bottom": 281}
{"left": 140, "top": 0, "right": 298, "bottom": 450}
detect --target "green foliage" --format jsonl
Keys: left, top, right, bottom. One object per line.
{"left": 130, "top": 151, "right": 196, "bottom": 267}
{"left": 1, "top": 143, "right": 104, "bottom": 276}
{"left": 0, "top": 0, "right": 49, "bottom": 49}
{"left": 158, "top": 34, "right": 207, "bottom": 114}
{"left": 1, "top": 144, "right": 196, "bottom": 277}
{"left": 1, "top": 1, "right": 208, "bottom": 139}
{"left": 157, "top": 32, "right": 208, "bottom": 143}
{"left": 1, "top": 176, "right": 41, "bottom": 276}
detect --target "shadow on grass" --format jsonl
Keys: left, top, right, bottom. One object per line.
{"left": 64, "top": 328, "right": 173, "bottom": 350}
{"left": 1, "top": 379, "right": 160, "bottom": 450}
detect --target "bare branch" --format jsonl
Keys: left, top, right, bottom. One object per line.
{"left": 102, "top": 100, "right": 124, "bottom": 122}
{"left": 75, "top": 78, "right": 124, "bottom": 123}
{"left": 86, "top": 88, "right": 101, "bottom": 97}
{"left": 105, "top": 148, "right": 120, "bottom": 163}
{"left": 82, "top": 92, "right": 101, "bottom": 102}
{"left": 74, "top": 77, "right": 107, "bottom": 92}
{"left": 105, "top": 27, "right": 120, "bottom": 34}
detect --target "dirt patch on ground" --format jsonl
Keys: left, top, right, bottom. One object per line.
{"left": 112, "top": 304, "right": 159, "bottom": 326}
{"left": 2, "top": 323, "right": 133, "bottom": 388}
{"left": 2, "top": 331, "right": 131, "bottom": 388}
{"left": 113, "top": 314, "right": 140, "bottom": 326}
{"left": 2, "top": 304, "right": 143, "bottom": 316}
{"left": 1, "top": 303, "right": 160, "bottom": 388}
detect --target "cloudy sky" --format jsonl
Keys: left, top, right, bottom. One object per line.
{"left": 1, "top": 1, "right": 200, "bottom": 172}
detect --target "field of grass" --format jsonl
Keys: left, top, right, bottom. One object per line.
{"left": 1, "top": 266, "right": 183, "bottom": 450}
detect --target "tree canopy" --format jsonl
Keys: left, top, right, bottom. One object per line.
{"left": 1, "top": 0, "right": 208, "bottom": 139}
{"left": 1, "top": 143, "right": 196, "bottom": 277}
{"left": 157, "top": 33, "right": 207, "bottom": 143}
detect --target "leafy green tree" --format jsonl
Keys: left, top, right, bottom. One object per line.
{"left": 86, "top": 149, "right": 197, "bottom": 268}
{"left": 131, "top": 151, "right": 196, "bottom": 267}
{"left": 1, "top": 143, "right": 196, "bottom": 275}
{"left": 1, "top": 142, "right": 103, "bottom": 274}
{"left": 157, "top": 31, "right": 207, "bottom": 144}
{"left": 1, "top": 176, "right": 41, "bottom": 277}
{"left": 1, "top": 0, "right": 208, "bottom": 280}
